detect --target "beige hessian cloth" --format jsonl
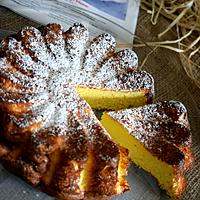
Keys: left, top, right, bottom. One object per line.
{"left": 0, "top": 6, "right": 199, "bottom": 200}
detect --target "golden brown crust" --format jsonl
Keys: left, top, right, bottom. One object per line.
{"left": 0, "top": 142, "right": 42, "bottom": 185}
{"left": 0, "top": 111, "right": 44, "bottom": 143}
{"left": 88, "top": 124, "right": 119, "bottom": 196}
{"left": 179, "top": 145, "right": 194, "bottom": 171}
{"left": 0, "top": 101, "right": 32, "bottom": 114}
{"left": 106, "top": 100, "right": 194, "bottom": 199}
{"left": 0, "top": 22, "right": 156, "bottom": 199}
{"left": 0, "top": 120, "right": 127, "bottom": 199}
{"left": 172, "top": 167, "right": 187, "bottom": 199}
{"left": 0, "top": 97, "right": 128, "bottom": 200}
{"left": 107, "top": 101, "right": 194, "bottom": 167}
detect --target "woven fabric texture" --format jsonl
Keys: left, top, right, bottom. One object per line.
{"left": 0, "top": 6, "right": 199, "bottom": 200}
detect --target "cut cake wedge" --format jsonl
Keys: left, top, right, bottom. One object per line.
{"left": 101, "top": 101, "right": 194, "bottom": 199}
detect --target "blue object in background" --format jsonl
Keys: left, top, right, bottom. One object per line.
{"left": 83, "top": 0, "right": 128, "bottom": 20}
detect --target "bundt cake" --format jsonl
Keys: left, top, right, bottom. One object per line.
{"left": 0, "top": 23, "right": 154, "bottom": 111}
{"left": 101, "top": 101, "right": 194, "bottom": 199}
{"left": 61, "top": 23, "right": 154, "bottom": 110}
{"left": 0, "top": 22, "right": 155, "bottom": 199}
{"left": 0, "top": 88, "right": 130, "bottom": 199}
{"left": 0, "top": 23, "right": 153, "bottom": 199}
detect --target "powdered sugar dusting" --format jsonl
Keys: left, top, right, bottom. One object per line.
{"left": 0, "top": 23, "right": 154, "bottom": 139}
{"left": 83, "top": 33, "right": 115, "bottom": 72}
{"left": 0, "top": 23, "right": 155, "bottom": 198}
{"left": 108, "top": 100, "right": 191, "bottom": 150}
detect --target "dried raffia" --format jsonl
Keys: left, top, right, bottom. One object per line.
{"left": 116, "top": 0, "right": 200, "bottom": 89}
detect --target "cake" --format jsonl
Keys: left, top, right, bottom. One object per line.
{"left": 101, "top": 101, "right": 194, "bottom": 199}
{"left": 61, "top": 23, "right": 154, "bottom": 110}
{"left": 0, "top": 88, "right": 130, "bottom": 200}
{"left": 0, "top": 23, "right": 154, "bottom": 111}
{"left": 0, "top": 23, "right": 154, "bottom": 199}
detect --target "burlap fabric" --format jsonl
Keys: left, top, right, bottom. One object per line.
{"left": 0, "top": 6, "right": 199, "bottom": 200}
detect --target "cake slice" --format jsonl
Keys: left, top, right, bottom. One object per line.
{"left": 101, "top": 101, "right": 194, "bottom": 199}
{"left": 63, "top": 23, "right": 155, "bottom": 110}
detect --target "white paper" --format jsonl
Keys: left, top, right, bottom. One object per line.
{"left": 0, "top": 0, "right": 140, "bottom": 44}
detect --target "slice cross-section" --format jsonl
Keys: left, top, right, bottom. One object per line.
{"left": 101, "top": 101, "right": 194, "bottom": 199}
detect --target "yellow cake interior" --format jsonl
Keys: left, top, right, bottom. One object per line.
{"left": 42, "top": 149, "right": 61, "bottom": 186}
{"left": 116, "top": 147, "right": 129, "bottom": 194}
{"left": 79, "top": 151, "right": 95, "bottom": 191}
{"left": 79, "top": 148, "right": 129, "bottom": 194}
{"left": 76, "top": 87, "right": 147, "bottom": 110}
{"left": 101, "top": 112, "right": 183, "bottom": 199}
